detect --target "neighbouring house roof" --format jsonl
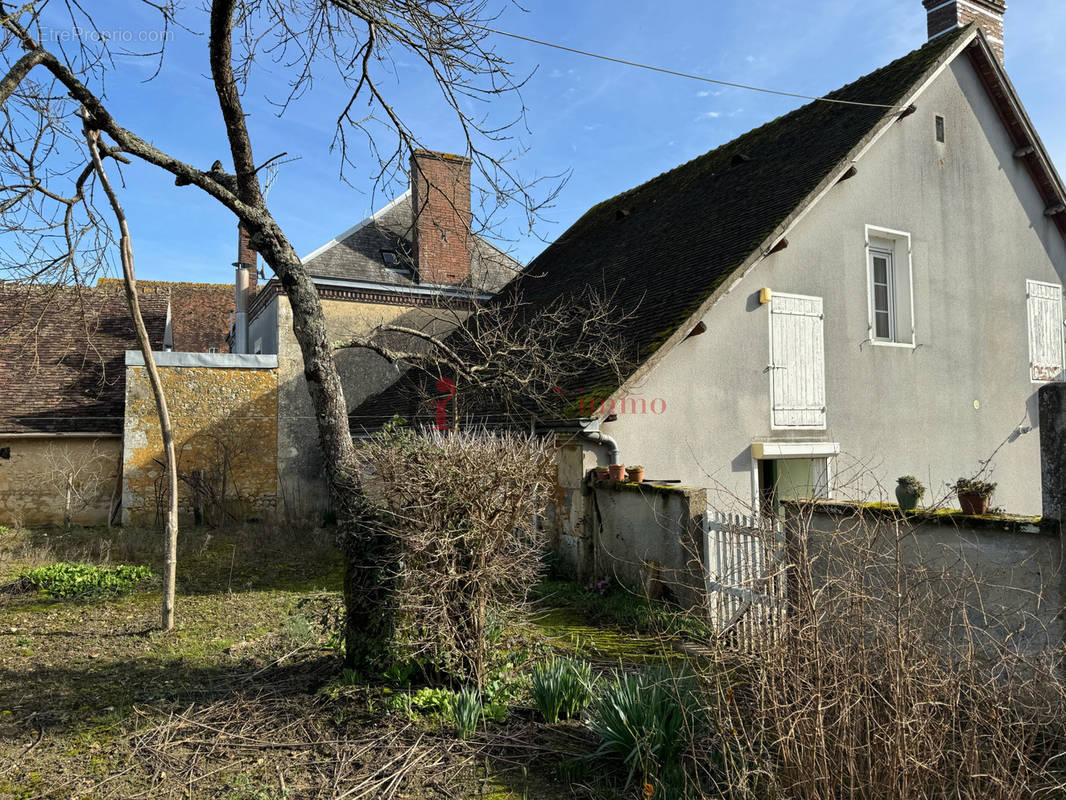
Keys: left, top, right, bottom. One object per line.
{"left": 0, "top": 284, "right": 169, "bottom": 434}
{"left": 97, "top": 278, "right": 234, "bottom": 353}
{"left": 299, "top": 191, "right": 521, "bottom": 293}
{"left": 351, "top": 25, "right": 1065, "bottom": 431}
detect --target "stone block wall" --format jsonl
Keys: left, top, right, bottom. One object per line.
{"left": 123, "top": 352, "right": 278, "bottom": 525}
{"left": 0, "top": 435, "right": 121, "bottom": 527}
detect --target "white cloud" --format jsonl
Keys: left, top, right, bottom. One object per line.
{"left": 696, "top": 89, "right": 723, "bottom": 98}
{"left": 696, "top": 110, "right": 722, "bottom": 121}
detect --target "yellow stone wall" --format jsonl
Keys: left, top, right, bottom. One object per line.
{"left": 123, "top": 364, "right": 278, "bottom": 525}
{"left": 0, "top": 436, "right": 121, "bottom": 527}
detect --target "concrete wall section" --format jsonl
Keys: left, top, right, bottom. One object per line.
{"left": 603, "top": 56, "right": 1066, "bottom": 515}
{"left": 792, "top": 502, "right": 1063, "bottom": 661}
{"left": 123, "top": 357, "right": 278, "bottom": 525}
{"left": 0, "top": 435, "right": 121, "bottom": 526}
{"left": 588, "top": 482, "right": 708, "bottom": 607}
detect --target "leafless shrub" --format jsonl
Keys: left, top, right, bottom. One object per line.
{"left": 694, "top": 505, "right": 1066, "bottom": 799}
{"left": 353, "top": 426, "right": 555, "bottom": 686}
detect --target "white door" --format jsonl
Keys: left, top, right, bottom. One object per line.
{"left": 769, "top": 293, "right": 826, "bottom": 429}
{"left": 1026, "top": 279, "right": 1064, "bottom": 382}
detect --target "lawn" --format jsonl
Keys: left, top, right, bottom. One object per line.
{"left": 0, "top": 523, "right": 691, "bottom": 799}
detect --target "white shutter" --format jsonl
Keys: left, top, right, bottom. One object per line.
{"left": 1027, "top": 280, "right": 1064, "bottom": 383}
{"left": 770, "top": 293, "right": 826, "bottom": 429}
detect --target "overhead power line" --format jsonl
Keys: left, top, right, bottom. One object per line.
{"left": 475, "top": 25, "right": 902, "bottom": 111}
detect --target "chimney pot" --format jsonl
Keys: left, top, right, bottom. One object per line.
{"left": 409, "top": 150, "right": 472, "bottom": 286}
{"left": 923, "top": 0, "right": 1006, "bottom": 65}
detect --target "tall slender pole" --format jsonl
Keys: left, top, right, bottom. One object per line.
{"left": 85, "top": 125, "right": 179, "bottom": 631}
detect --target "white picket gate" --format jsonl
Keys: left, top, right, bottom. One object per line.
{"left": 703, "top": 511, "right": 787, "bottom": 651}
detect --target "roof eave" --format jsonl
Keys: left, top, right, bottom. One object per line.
{"left": 963, "top": 32, "right": 1066, "bottom": 237}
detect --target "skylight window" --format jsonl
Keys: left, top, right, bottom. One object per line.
{"left": 380, "top": 249, "right": 399, "bottom": 267}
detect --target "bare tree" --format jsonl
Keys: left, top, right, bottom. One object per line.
{"left": 0, "top": 1, "right": 571, "bottom": 664}
{"left": 339, "top": 285, "right": 634, "bottom": 429}
{"left": 84, "top": 125, "right": 180, "bottom": 631}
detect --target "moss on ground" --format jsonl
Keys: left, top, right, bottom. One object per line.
{"left": 0, "top": 525, "right": 694, "bottom": 798}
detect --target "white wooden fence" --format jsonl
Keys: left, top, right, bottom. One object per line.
{"left": 703, "top": 511, "right": 787, "bottom": 651}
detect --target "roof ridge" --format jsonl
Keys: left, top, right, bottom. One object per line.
{"left": 565, "top": 28, "right": 971, "bottom": 235}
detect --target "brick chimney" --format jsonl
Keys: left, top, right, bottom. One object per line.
{"left": 410, "top": 150, "right": 472, "bottom": 285}
{"left": 924, "top": 0, "right": 1006, "bottom": 64}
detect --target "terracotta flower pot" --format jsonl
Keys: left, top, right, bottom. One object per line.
{"left": 593, "top": 466, "right": 610, "bottom": 482}
{"left": 608, "top": 464, "right": 625, "bottom": 481}
{"left": 958, "top": 490, "right": 990, "bottom": 515}
{"left": 628, "top": 467, "right": 645, "bottom": 483}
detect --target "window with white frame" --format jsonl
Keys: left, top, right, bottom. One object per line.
{"left": 865, "top": 227, "right": 914, "bottom": 346}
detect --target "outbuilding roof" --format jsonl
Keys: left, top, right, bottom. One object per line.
{"left": 0, "top": 284, "right": 169, "bottom": 434}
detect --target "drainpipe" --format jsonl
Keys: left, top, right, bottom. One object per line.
{"left": 580, "top": 429, "right": 620, "bottom": 465}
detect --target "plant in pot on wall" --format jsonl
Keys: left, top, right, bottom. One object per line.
{"left": 895, "top": 475, "right": 925, "bottom": 511}
{"left": 954, "top": 477, "right": 996, "bottom": 515}
{"left": 593, "top": 466, "right": 610, "bottom": 482}
{"left": 627, "top": 465, "right": 645, "bottom": 484}
{"left": 608, "top": 464, "right": 626, "bottom": 482}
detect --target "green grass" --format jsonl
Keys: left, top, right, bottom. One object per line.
{"left": 532, "top": 580, "right": 711, "bottom": 640}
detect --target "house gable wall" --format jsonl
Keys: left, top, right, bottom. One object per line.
{"left": 604, "top": 55, "right": 1066, "bottom": 515}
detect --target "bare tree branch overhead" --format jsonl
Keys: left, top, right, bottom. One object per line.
{"left": 0, "top": 0, "right": 572, "bottom": 662}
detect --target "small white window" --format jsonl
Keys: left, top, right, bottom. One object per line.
{"left": 208, "top": 347, "right": 219, "bottom": 354}
{"left": 1026, "top": 279, "right": 1063, "bottom": 383}
{"left": 865, "top": 226, "right": 914, "bottom": 347}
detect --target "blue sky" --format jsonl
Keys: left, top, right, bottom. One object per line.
{"left": 34, "top": 0, "right": 1066, "bottom": 283}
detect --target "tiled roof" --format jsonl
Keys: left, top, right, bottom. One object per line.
{"left": 0, "top": 284, "right": 169, "bottom": 434}
{"left": 97, "top": 278, "right": 234, "bottom": 353}
{"left": 302, "top": 193, "right": 520, "bottom": 292}
{"left": 351, "top": 30, "right": 969, "bottom": 430}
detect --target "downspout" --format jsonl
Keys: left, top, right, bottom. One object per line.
{"left": 579, "top": 429, "right": 619, "bottom": 465}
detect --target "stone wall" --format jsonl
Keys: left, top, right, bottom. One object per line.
{"left": 123, "top": 352, "right": 278, "bottom": 525}
{"left": 0, "top": 435, "right": 121, "bottom": 527}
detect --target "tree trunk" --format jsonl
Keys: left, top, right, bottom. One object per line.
{"left": 248, "top": 220, "right": 398, "bottom": 671}
{"left": 86, "top": 129, "right": 180, "bottom": 631}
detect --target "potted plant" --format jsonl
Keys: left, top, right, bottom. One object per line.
{"left": 627, "top": 465, "right": 645, "bottom": 483}
{"left": 608, "top": 463, "right": 626, "bottom": 481}
{"left": 954, "top": 477, "right": 996, "bottom": 515}
{"left": 593, "top": 466, "right": 610, "bottom": 482}
{"left": 894, "top": 475, "right": 925, "bottom": 511}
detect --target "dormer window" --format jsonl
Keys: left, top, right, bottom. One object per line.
{"left": 380, "top": 248, "right": 413, "bottom": 277}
